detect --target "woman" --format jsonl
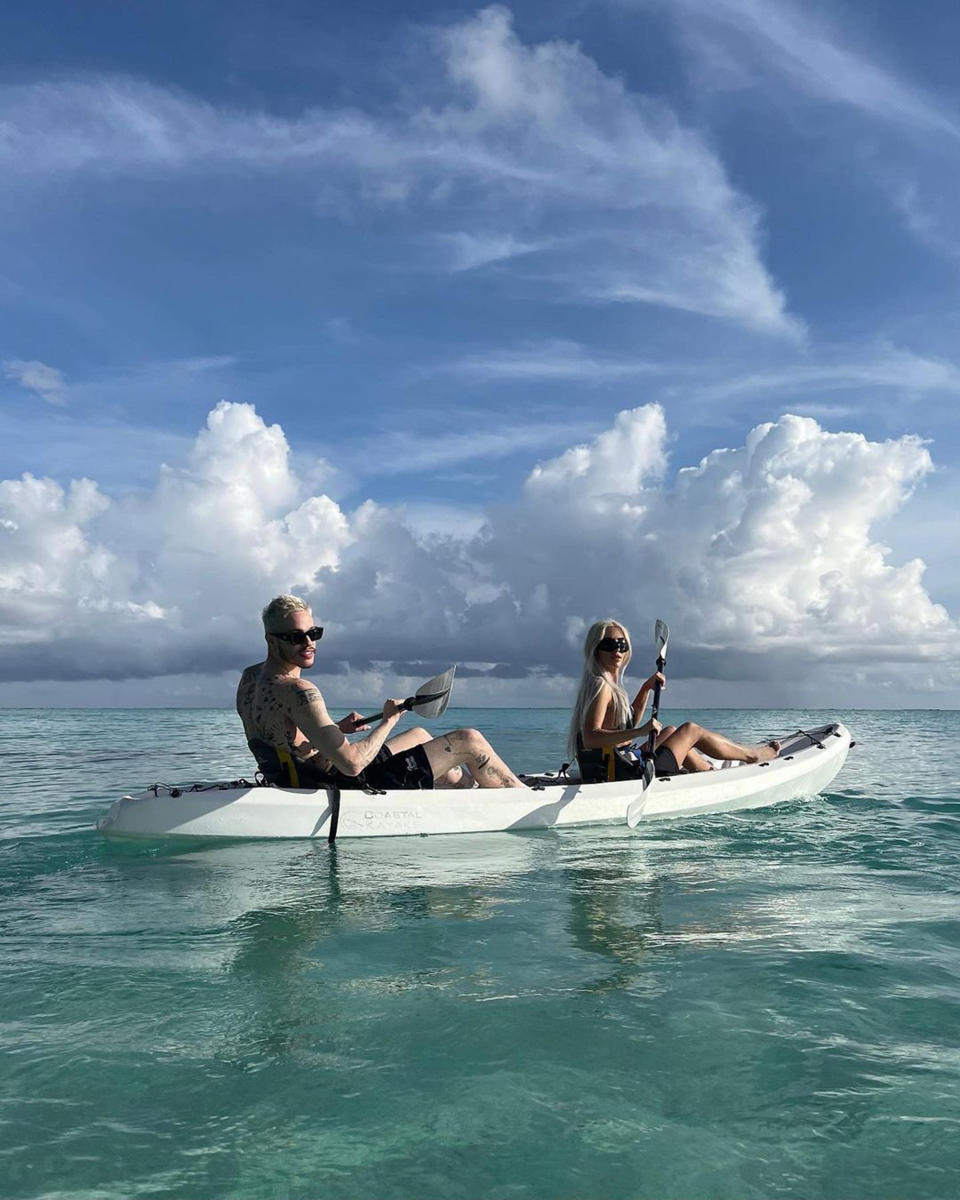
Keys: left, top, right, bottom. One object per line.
{"left": 569, "top": 619, "right": 779, "bottom": 780}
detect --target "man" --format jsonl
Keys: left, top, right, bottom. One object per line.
{"left": 236, "top": 594, "right": 526, "bottom": 790}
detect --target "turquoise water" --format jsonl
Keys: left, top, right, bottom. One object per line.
{"left": 2, "top": 707, "right": 960, "bottom": 1199}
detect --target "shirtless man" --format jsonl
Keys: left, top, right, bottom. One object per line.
{"left": 236, "top": 594, "right": 526, "bottom": 790}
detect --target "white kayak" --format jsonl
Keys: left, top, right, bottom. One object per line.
{"left": 97, "top": 722, "right": 852, "bottom": 841}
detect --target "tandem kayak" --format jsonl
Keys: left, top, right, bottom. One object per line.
{"left": 96, "top": 723, "right": 852, "bottom": 841}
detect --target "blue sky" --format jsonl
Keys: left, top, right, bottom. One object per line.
{"left": 2, "top": 0, "right": 960, "bottom": 708}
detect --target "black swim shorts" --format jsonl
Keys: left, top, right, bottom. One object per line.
{"left": 267, "top": 743, "right": 434, "bottom": 791}
{"left": 362, "top": 743, "right": 435, "bottom": 790}
{"left": 651, "top": 745, "right": 680, "bottom": 777}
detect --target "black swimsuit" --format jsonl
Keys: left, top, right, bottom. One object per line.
{"left": 576, "top": 733, "right": 680, "bottom": 783}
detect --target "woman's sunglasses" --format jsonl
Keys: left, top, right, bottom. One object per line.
{"left": 271, "top": 626, "right": 324, "bottom": 646}
{"left": 597, "top": 636, "right": 629, "bottom": 653}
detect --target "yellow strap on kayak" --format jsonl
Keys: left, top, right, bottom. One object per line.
{"left": 603, "top": 747, "right": 617, "bottom": 781}
{"left": 276, "top": 745, "right": 300, "bottom": 788}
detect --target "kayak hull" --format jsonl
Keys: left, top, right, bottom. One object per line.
{"left": 97, "top": 723, "right": 851, "bottom": 841}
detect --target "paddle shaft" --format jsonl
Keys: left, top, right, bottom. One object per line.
{"left": 645, "top": 651, "right": 666, "bottom": 756}
{"left": 358, "top": 689, "right": 447, "bottom": 725}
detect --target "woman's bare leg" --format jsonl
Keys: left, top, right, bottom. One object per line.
{"left": 656, "top": 725, "right": 713, "bottom": 771}
{"left": 662, "top": 722, "right": 779, "bottom": 767}
{"left": 681, "top": 748, "right": 715, "bottom": 772}
{"left": 422, "top": 728, "right": 526, "bottom": 789}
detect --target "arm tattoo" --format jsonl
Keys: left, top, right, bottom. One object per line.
{"left": 296, "top": 688, "right": 322, "bottom": 708}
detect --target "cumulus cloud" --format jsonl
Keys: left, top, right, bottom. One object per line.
{"left": 0, "top": 399, "right": 955, "bottom": 698}
{"left": 4, "top": 359, "right": 67, "bottom": 405}
{"left": 0, "top": 7, "right": 795, "bottom": 334}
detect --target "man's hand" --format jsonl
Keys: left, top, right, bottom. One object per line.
{"left": 337, "top": 711, "right": 370, "bottom": 734}
{"left": 382, "top": 698, "right": 407, "bottom": 722}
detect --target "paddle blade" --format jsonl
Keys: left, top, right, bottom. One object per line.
{"left": 654, "top": 618, "right": 669, "bottom": 663}
{"left": 358, "top": 665, "right": 458, "bottom": 724}
{"left": 410, "top": 664, "right": 457, "bottom": 719}
{"left": 626, "top": 759, "right": 656, "bottom": 829}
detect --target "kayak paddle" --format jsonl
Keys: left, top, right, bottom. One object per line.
{"left": 626, "top": 619, "right": 669, "bottom": 829}
{"left": 358, "top": 664, "right": 457, "bottom": 724}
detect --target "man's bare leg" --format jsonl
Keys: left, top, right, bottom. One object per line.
{"left": 385, "top": 727, "right": 474, "bottom": 787}
{"left": 662, "top": 722, "right": 780, "bottom": 767}
{"left": 421, "top": 728, "right": 526, "bottom": 789}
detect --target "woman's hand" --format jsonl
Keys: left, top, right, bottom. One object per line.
{"left": 643, "top": 671, "right": 666, "bottom": 693}
{"left": 636, "top": 717, "right": 662, "bottom": 738}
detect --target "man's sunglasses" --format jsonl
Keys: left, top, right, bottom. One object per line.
{"left": 597, "top": 637, "right": 629, "bottom": 653}
{"left": 271, "top": 626, "right": 324, "bottom": 646}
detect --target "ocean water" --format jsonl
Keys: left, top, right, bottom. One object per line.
{"left": 2, "top": 706, "right": 959, "bottom": 1200}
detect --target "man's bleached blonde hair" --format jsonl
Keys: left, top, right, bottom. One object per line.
{"left": 262, "top": 594, "right": 311, "bottom": 633}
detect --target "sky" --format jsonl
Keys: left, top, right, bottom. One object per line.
{"left": 2, "top": 0, "right": 960, "bottom": 710}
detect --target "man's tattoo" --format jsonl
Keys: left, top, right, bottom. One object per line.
{"left": 475, "top": 753, "right": 490, "bottom": 770}
{"left": 296, "top": 688, "right": 321, "bottom": 707}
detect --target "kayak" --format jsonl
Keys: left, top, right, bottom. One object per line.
{"left": 96, "top": 722, "right": 852, "bottom": 841}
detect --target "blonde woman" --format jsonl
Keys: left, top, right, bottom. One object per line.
{"left": 569, "top": 619, "right": 779, "bottom": 781}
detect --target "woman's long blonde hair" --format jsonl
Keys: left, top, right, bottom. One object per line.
{"left": 567, "top": 618, "right": 633, "bottom": 758}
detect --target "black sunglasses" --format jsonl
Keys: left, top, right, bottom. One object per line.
{"left": 597, "top": 636, "right": 629, "bottom": 653}
{"left": 272, "top": 626, "right": 324, "bottom": 646}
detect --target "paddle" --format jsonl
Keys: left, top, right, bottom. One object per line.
{"left": 358, "top": 664, "right": 457, "bottom": 724}
{"left": 626, "top": 619, "right": 669, "bottom": 829}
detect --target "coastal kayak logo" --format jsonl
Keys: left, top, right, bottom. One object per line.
{"left": 354, "top": 808, "right": 425, "bottom": 823}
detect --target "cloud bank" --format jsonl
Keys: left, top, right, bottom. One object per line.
{"left": 1, "top": 399, "right": 955, "bottom": 701}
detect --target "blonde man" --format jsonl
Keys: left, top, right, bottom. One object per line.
{"left": 236, "top": 595, "right": 525, "bottom": 791}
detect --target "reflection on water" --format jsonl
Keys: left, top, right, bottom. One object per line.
{"left": 4, "top": 708, "right": 960, "bottom": 1199}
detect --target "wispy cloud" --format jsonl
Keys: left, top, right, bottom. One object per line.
{"left": 0, "top": 7, "right": 797, "bottom": 335}
{"left": 3, "top": 359, "right": 67, "bottom": 406}
{"left": 684, "top": 344, "right": 960, "bottom": 409}
{"left": 657, "top": 0, "right": 960, "bottom": 139}
{"left": 430, "top": 231, "right": 545, "bottom": 272}
{"left": 433, "top": 339, "right": 682, "bottom": 383}
{"left": 340, "top": 417, "right": 598, "bottom": 476}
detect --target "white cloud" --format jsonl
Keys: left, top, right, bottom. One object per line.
{"left": 647, "top": 0, "right": 960, "bottom": 260}
{"left": 0, "top": 7, "right": 796, "bottom": 334}
{"left": 4, "top": 359, "right": 67, "bottom": 405}
{"left": 0, "top": 473, "right": 114, "bottom": 635}
{"left": 683, "top": 344, "right": 960, "bottom": 408}
{"left": 435, "top": 339, "right": 680, "bottom": 383}
{"left": 656, "top": 0, "right": 960, "bottom": 139}
{"left": 0, "top": 399, "right": 955, "bottom": 699}
{"left": 341, "top": 418, "right": 598, "bottom": 476}
{"left": 432, "top": 231, "right": 544, "bottom": 271}
{"left": 525, "top": 404, "right": 668, "bottom": 500}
